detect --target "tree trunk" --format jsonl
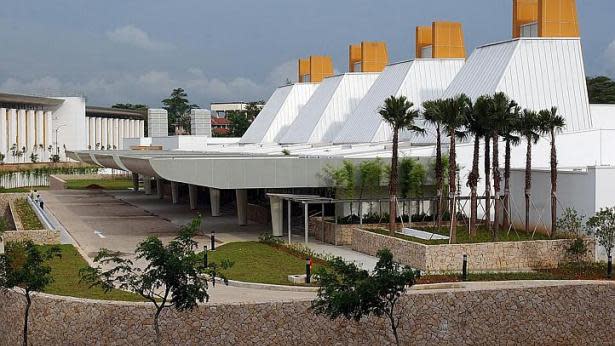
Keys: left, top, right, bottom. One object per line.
{"left": 435, "top": 126, "right": 443, "bottom": 230}
{"left": 484, "top": 134, "right": 492, "bottom": 234}
{"left": 154, "top": 307, "right": 163, "bottom": 346}
{"left": 550, "top": 130, "right": 557, "bottom": 238}
{"left": 449, "top": 129, "right": 457, "bottom": 244}
{"left": 503, "top": 139, "right": 511, "bottom": 229}
{"left": 492, "top": 132, "right": 500, "bottom": 239}
{"left": 23, "top": 291, "right": 31, "bottom": 346}
{"left": 469, "top": 135, "right": 480, "bottom": 237}
{"left": 525, "top": 140, "right": 532, "bottom": 234}
{"left": 389, "top": 130, "right": 399, "bottom": 234}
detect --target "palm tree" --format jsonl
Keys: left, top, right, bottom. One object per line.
{"left": 440, "top": 95, "right": 471, "bottom": 243}
{"left": 466, "top": 96, "right": 490, "bottom": 236}
{"left": 478, "top": 96, "right": 494, "bottom": 233}
{"left": 379, "top": 96, "right": 425, "bottom": 234}
{"left": 518, "top": 109, "right": 541, "bottom": 233}
{"left": 423, "top": 99, "right": 447, "bottom": 229}
{"left": 501, "top": 106, "right": 521, "bottom": 229}
{"left": 539, "top": 107, "right": 566, "bottom": 237}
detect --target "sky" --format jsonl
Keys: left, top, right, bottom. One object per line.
{"left": 1, "top": 0, "right": 614, "bottom": 108}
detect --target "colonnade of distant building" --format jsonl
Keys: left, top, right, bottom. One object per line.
{"left": 0, "top": 107, "right": 54, "bottom": 161}
{"left": 85, "top": 117, "right": 144, "bottom": 150}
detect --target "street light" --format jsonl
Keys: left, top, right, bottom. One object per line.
{"left": 54, "top": 124, "right": 67, "bottom": 157}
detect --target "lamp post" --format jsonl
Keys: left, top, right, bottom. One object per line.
{"left": 54, "top": 124, "right": 67, "bottom": 157}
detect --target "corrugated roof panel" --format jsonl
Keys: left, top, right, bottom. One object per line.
{"left": 239, "top": 83, "right": 318, "bottom": 144}
{"left": 280, "top": 73, "right": 380, "bottom": 144}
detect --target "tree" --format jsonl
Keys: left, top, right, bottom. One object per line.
{"left": 112, "top": 103, "right": 148, "bottom": 110}
{"left": 227, "top": 110, "right": 251, "bottom": 137}
{"left": 440, "top": 95, "right": 471, "bottom": 243}
{"left": 423, "top": 99, "right": 447, "bottom": 229}
{"left": 587, "top": 76, "right": 615, "bottom": 104}
{"left": 517, "top": 110, "right": 541, "bottom": 233}
{"left": 501, "top": 106, "right": 520, "bottom": 229}
{"left": 325, "top": 161, "right": 357, "bottom": 219}
{"left": 161, "top": 88, "right": 199, "bottom": 135}
{"left": 379, "top": 96, "right": 425, "bottom": 234}
{"left": 244, "top": 101, "right": 265, "bottom": 121}
{"left": 0, "top": 152, "right": 5, "bottom": 164}
{"left": 312, "top": 249, "right": 416, "bottom": 346}
{"left": 358, "top": 159, "right": 386, "bottom": 215}
{"left": 586, "top": 208, "right": 615, "bottom": 259}
{"left": 0, "top": 241, "right": 61, "bottom": 346}
{"left": 539, "top": 107, "right": 566, "bottom": 237}
{"left": 466, "top": 96, "right": 490, "bottom": 236}
{"left": 80, "top": 216, "right": 228, "bottom": 345}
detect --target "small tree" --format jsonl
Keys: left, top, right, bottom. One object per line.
{"left": 80, "top": 216, "right": 228, "bottom": 345}
{"left": 30, "top": 153, "right": 39, "bottom": 163}
{"left": 358, "top": 159, "right": 385, "bottom": 215}
{"left": 0, "top": 152, "right": 5, "bottom": 164}
{"left": 325, "top": 161, "right": 357, "bottom": 219}
{"left": 586, "top": 208, "right": 615, "bottom": 260}
{"left": 557, "top": 208, "right": 588, "bottom": 271}
{"left": 312, "top": 249, "right": 416, "bottom": 346}
{"left": 0, "top": 241, "right": 61, "bottom": 346}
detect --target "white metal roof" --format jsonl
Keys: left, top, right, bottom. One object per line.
{"left": 442, "top": 38, "right": 593, "bottom": 131}
{"left": 279, "top": 73, "right": 380, "bottom": 144}
{"left": 239, "top": 83, "right": 319, "bottom": 144}
{"left": 333, "top": 59, "right": 465, "bottom": 144}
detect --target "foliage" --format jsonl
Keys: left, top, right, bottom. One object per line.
{"left": 0, "top": 241, "right": 61, "bottom": 346}
{"left": 556, "top": 208, "right": 585, "bottom": 236}
{"left": 324, "top": 160, "right": 356, "bottom": 199}
{"left": 14, "top": 199, "right": 43, "bottom": 230}
{"left": 162, "top": 88, "right": 199, "bottom": 135}
{"left": 112, "top": 103, "right": 148, "bottom": 110}
{"left": 227, "top": 110, "right": 252, "bottom": 137}
{"left": 586, "top": 208, "right": 615, "bottom": 258}
{"left": 0, "top": 217, "right": 7, "bottom": 234}
{"left": 282, "top": 149, "right": 291, "bottom": 156}
{"left": 80, "top": 216, "right": 227, "bottom": 345}
{"left": 587, "top": 76, "right": 615, "bottom": 104}
{"left": 65, "top": 178, "right": 133, "bottom": 190}
{"left": 358, "top": 159, "right": 386, "bottom": 199}
{"left": 312, "top": 249, "right": 417, "bottom": 345}
{"left": 400, "top": 158, "right": 427, "bottom": 199}
{"left": 0, "top": 152, "right": 5, "bottom": 164}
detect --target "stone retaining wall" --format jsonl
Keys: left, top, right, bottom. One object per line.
{"left": 309, "top": 217, "right": 405, "bottom": 246}
{"left": 1, "top": 229, "right": 60, "bottom": 245}
{"left": 247, "top": 204, "right": 271, "bottom": 225}
{"left": 352, "top": 228, "right": 595, "bottom": 273}
{"left": 1, "top": 282, "right": 614, "bottom": 345}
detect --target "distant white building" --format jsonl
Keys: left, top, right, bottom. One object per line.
{"left": 210, "top": 102, "right": 263, "bottom": 118}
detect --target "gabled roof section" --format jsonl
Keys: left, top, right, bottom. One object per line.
{"left": 280, "top": 73, "right": 379, "bottom": 144}
{"left": 239, "top": 83, "right": 319, "bottom": 144}
{"left": 334, "top": 59, "right": 465, "bottom": 144}
{"left": 443, "top": 38, "right": 592, "bottom": 131}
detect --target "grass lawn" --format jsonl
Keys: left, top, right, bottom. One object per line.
{"left": 40, "top": 244, "right": 144, "bottom": 301}
{"left": 66, "top": 178, "right": 134, "bottom": 190}
{"left": 207, "top": 241, "right": 326, "bottom": 286}
{"left": 366, "top": 225, "right": 569, "bottom": 245}
{"left": 14, "top": 198, "right": 43, "bottom": 230}
{"left": 0, "top": 186, "right": 48, "bottom": 193}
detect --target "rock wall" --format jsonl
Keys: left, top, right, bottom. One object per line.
{"left": 1, "top": 229, "right": 60, "bottom": 245}
{"left": 352, "top": 228, "right": 595, "bottom": 273}
{"left": 247, "top": 203, "right": 271, "bottom": 225}
{"left": 1, "top": 282, "right": 614, "bottom": 345}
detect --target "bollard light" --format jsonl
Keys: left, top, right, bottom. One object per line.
{"left": 462, "top": 254, "right": 468, "bottom": 281}
{"left": 211, "top": 231, "right": 216, "bottom": 251}
{"left": 305, "top": 257, "right": 312, "bottom": 284}
{"left": 608, "top": 256, "right": 613, "bottom": 279}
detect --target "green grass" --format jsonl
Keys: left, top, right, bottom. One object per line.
{"left": 207, "top": 241, "right": 325, "bottom": 286}
{"left": 366, "top": 225, "right": 568, "bottom": 245}
{"left": 14, "top": 198, "right": 43, "bottom": 230}
{"left": 40, "top": 244, "right": 144, "bottom": 301}
{"left": 65, "top": 178, "right": 134, "bottom": 190}
{"left": 0, "top": 186, "right": 48, "bottom": 193}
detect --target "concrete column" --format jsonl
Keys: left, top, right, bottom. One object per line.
{"left": 26, "top": 110, "right": 35, "bottom": 153}
{"left": 7, "top": 109, "right": 17, "bottom": 162}
{"left": 171, "top": 181, "right": 179, "bottom": 204}
{"left": 35, "top": 110, "right": 44, "bottom": 148}
{"left": 44, "top": 111, "right": 53, "bottom": 149}
{"left": 156, "top": 179, "right": 164, "bottom": 199}
{"left": 0, "top": 108, "right": 7, "bottom": 158}
{"left": 101, "top": 118, "right": 108, "bottom": 149}
{"left": 118, "top": 119, "right": 125, "bottom": 149}
{"left": 236, "top": 189, "right": 248, "bottom": 226}
{"left": 87, "top": 117, "right": 95, "bottom": 149}
{"left": 132, "top": 173, "right": 139, "bottom": 192}
{"left": 189, "top": 184, "right": 198, "bottom": 210}
{"left": 95, "top": 117, "right": 102, "bottom": 149}
{"left": 106, "top": 117, "right": 114, "bottom": 149}
{"left": 270, "top": 196, "right": 284, "bottom": 237}
{"left": 143, "top": 176, "right": 152, "bottom": 195}
{"left": 129, "top": 119, "right": 135, "bottom": 138}
{"left": 139, "top": 120, "right": 145, "bottom": 137}
{"left": 113, "top": 118, "right": 119, "bottom": 149}
{"left": 17, "top": 109, "right": 26, "bottom": 152}
{"left": 209, "top": 188, "right": 221, "bottom": 217}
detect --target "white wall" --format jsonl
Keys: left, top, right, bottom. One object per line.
{"left": 52, "top": 97, "right": 86, "bottom": 158}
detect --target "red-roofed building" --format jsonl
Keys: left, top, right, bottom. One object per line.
{"left": 211, "top": 117, "right": 231, "bottom": 136}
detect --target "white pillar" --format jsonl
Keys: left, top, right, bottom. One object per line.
{"left": 123, "top": 119, "right": 130, "bottom": 139}
{"left": 17, "top": 109, "right": 26, "bottom": 153}
{"left": 8, "top": 109, "right": 18, "bottom": 161}
{"left": 35, "top": 110, "right": 44, "bottom": 148}
{"left": 106, "top": 118, "right": 113, "bottom": 149}
{"left": 88, "top": 117, "right": 95, "bottom": 149}
{"left": 0, "top": 108, "right": 7, "bottom": 158}
{"left": 113, "top": 118, "right": 119, "bottom": 149}
{"left": 236, "top": 189, "right": 248, "bottom": 226}
{"left": 101, "top": 118, "right": 108, "bottom": 149}
{"left": 171, "top": 181, "right": 179, "bottom": 204}
{"left": 270, "top": 196, "right": 284, "bottom": 237}
{"left": 26, "top": 110, "right": 36, "bottom": 154}
{"left": 157, "top": 179, "right": 164, "bottom": 199}
{"left": 139, "top": 120, "right": 145, "bottom": 137}
{"left": 143, "top": 176, "right": 152, "bottom": 195}
{"left": 44, "top": 111, "right": 53, "bottom": 149}
{"left": 95, "top": 117, "right": 102, "bottom": 149}
{"left": 210, "top": 188, "right": 221, "bottom": 217}
{"left": 189, "top": 185, "right": 198, "bottom": 210}
{"left": 118, "top": 118, "right": 125, "bottom": 150}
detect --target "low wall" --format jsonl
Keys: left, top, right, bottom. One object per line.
{"left": 352, "top": 228, "right": 595, "bottom": 273}
{"left": 247, "top": 203, "right": 271, "bottom": 225}
{"left": 1, "top": 229, "right": 60, "bottom": 245}
{"left": 1, "top": 281, "right": 615, "bottom": 345}
{"left": 309, "top": 217, "right": 405, "bottom": 246}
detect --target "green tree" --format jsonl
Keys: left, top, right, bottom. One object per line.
{"left": 423, "top": 99, "right": 447, "bottom": 229}
{"left": 539, "top": 107, "right": 566, "bottom": 237}
{"left": 587, "top": 76, "right": 615, "bottom": 104}
{"left": 244, "top": 101, "right": 265, "bottom": 121}
{"left": 312, "top": 249, "right": 417, "bottom": 346}
{"left": 161, "top": 88, "right": 199, "bottom": 135}
{"left": 517, "top": 109, "right": 541, "bottom": 233}
{"left": 80, "top": 216, "right": 229, "bottom": 345}
{"left": 379, "top": 96, "right": 425, "bottom": 233}
{"left": 227, "top": 110, "right": 251, "bottom": 137}
{"left": 501, "top": 105, "right": 521, "bottom": 229}
{"left": 0, "top": 241, "right": 61, "bottom": 346}
{"left": 112, "top": 103, "right": 148, "bottom": 110}
{"left": 401, "top": 159, "right": 426, "bottom": 215}
{"left": 325, "top": 161, "right": 357, "bottom": 218}
{"left": 586, "top": 208, "right": 615, "bottom": 259}
{"left": 399, "top": 158, "right": 415, "bottom": 199}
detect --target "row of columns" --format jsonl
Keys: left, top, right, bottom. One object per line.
{"left": 134, "top": 175, "right": 247, "bottom": 226}
{"left": 86, "top": 117, "right": 144, "bottom": 150}
{"left": 0, "top": 108, "right": 53, "bottom": 162}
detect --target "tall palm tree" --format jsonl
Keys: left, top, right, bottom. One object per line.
{"left": 518, "top": 109, "right": 541, "bottom": 233}
{"left": 466, "top": 96, "right": 490, "bottom": 237}
{"left": 501, "top": 106, "right": 521, "bottom": 229}
{"left": 478, "top": 95, "right": 494, "bottom": 233}
{"left": 423, "top": 99, "right": 447, "bottom": 229}
{"left": 539, "top": 107, "right": 566, "bottom": 238}
{"left": 440, "top": 95, "right": 471, "bottom": 244}
{"left": 379, "top": 96, "right": 425, "bottom": 234}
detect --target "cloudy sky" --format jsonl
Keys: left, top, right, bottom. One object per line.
{"left": 1, "top": 0, "right": 614, "bottom": 108}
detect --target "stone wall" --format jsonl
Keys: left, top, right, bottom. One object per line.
{"left": 1, "top": 229, "right": 60, "bottom": 245}
{"left": 247, "top": 203, "right": 271, "bottom": 225}
{"left": 309, "top": 217, "right": 405, "bottom": 246}
{"left": 352, "top": 228, "right": 595, "bottom": 273}
{"left": 0, "top": 193, "right": 17, "bottom": 230}
{"left": 1, "top": 281, "right": 615, "bottom": 345}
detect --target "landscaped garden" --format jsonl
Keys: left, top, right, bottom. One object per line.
{"left": 14, "top": 198, "right": 43, "bottom": 230}
{"left": 65, "top": 178, "right": 134, "bottom": 190}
